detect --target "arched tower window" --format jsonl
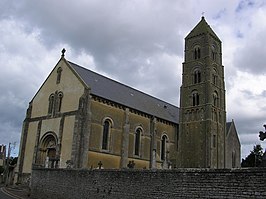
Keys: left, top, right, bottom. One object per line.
{"left": 212, "top": 68, "right": 218, "bottom": 85}
{"left": 213, "top": 91, "right": 219, "bottom": 107}
{"left": 192, "top": 90, "right": 200, "bottom": 106}
{"left": 211, "top": 45, "right": 217, "bottom": 61}
{"left": 161, "top": 134, "right": 168, "bottom": 161}
{"left": 212, "top": 134, "right": 216, "bottom": 148}
{"left": 48, "top": 94, "right": 55, "bottom": 115}
{"left": 194, "top": 46, "right": 201, "bottom": 60}
{"left": 56, "top": 67, "right": 62, "bottom": 84}
{"left": 102, "top": 119, "right": 111, "bottom": 150}
{"left": 193, "top": 68, "right": 201, "bottom": 84}
{"left": 134, "top": 128, "right": 142, "bottom": 156}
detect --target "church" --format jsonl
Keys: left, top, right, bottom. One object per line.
{"left": 17, "top": 17, "right": 241, "bottom": 183}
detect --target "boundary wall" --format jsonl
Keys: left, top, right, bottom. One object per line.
{"left": 31, "top": 168, "right": 266, "bottom": 199}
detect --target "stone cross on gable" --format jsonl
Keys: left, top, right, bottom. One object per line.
{"left": 61, "top": 48, "right": 66, "bottom": 57}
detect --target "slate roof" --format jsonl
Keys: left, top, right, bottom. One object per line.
{"left": 185, "top": 17, "right": 221, "bottom": 42}
{"left": 69, "top": 61, "right": 179, "bottom": 124}
{"left": 226, "top": 122, "right": 232, "bottom": 135}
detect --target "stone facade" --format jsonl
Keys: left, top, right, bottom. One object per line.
{"left": 31, "top": 168, "right": 266, "bottom": 199}
{"left": 16, "top": 54, "right": 178, "bottom": 183}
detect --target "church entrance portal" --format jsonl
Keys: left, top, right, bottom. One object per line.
{"left": 38, "top": 132, "right": 59, "bottom": 168}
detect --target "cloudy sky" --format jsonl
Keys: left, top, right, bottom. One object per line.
{"left": 1, "top": 0, "right": 266, "bottom": 159}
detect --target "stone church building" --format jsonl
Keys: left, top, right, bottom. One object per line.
{"left": 17, "top": 17, "right": 240, "bottom": 183}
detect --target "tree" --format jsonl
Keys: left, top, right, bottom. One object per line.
{"left": 9, "top": 157, "right": 18, "bottom": 166}
{"left": 241, "top": 144, "right": 264, "bottom": 167}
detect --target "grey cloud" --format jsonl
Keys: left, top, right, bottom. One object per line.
{"left": 261, "top": 90, "right": 266, "bottom": 97}
{"left": 228, "top": 112, "right": 266, "bottom": 136}
{"left": 240, "top": 89, "right": 266, "bottom": 100}
{"left": 234, "top": 40, "right": 266, "bottom": 74}
{"left": 0, "top": 1, "right": 189, "bottom": 152}
{"left": 235, "top": 0, "right": 255, "bottom": 13}
{"left": 11, "top": 1, "right": 188, "bottom": 94}
{"left": 2, "top": 0, "right": 266, "bottom": 158}
{"left": 240, "top": 89, "right": 255, "bottom": 99}
{"left": 233, "top": 1, "right": 266, "bottom": 74}
{"left": 16, "top": 1, "right": 184, "bottom": 51}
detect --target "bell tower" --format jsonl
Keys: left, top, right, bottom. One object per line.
{"left": 178, "top": 17, "right": 226, "bottom": 168}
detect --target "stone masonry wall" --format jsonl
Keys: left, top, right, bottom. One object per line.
{"left": 30, "top": 168, "right": 266, "bottom": 199}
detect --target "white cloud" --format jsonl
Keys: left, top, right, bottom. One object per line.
{"left": 227, "top": 71, "right": 266, "bottom": 120}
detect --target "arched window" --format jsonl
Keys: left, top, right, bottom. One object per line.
{"left": 134, "top": 128, "right": 142, "bottom": 156}
{"left": 161, "top": 135, "right": 168, "bottom": 161}
{"left": 198, "top": 47, "right": 201, "bottom": 59}
{"left": 48, "top": 94, "right": 55, "bottom": 115}
{"left": 192, "top": 91, "right": 199, "bottom": 106}
{"left": 213, "top": 91, "right": 218, "bottom": 107}
{"left": 57, "top": 92, "right": 63, "bottom": 113}
{"left": 213, "top": 134, "right": 216, "bottom": 148}
{"left": 232, "top": 151, "right": 236, "bottom": 168}
{"left": 56, "top": 67, "right": 62, "bottom": 84}
{"left": 193, "top": 69, "right": 201, "bottom": 84}
{"left": 211, "top": 45, "right": 217, "bottom": 61}
{"left": 212, "top": 69, "right": 218, "bottom": 85}
{"left": 102, "top": 120, "right": 111, "bottom": 150}
{"left": 194, "top": 46, "right": 201, "bottom": 59}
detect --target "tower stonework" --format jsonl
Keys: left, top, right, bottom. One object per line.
{"left": 178, "top": 17, "right": 226, "bottom": 168}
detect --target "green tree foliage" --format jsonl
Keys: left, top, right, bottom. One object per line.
{"left": 0, "top": 157, "right": 18, "bottom": 175}
{"left": 9, "top": 157, "right": 18, "bottom": 166}
{"left": 241, "top": 144, "right": 264, "bottom": 167}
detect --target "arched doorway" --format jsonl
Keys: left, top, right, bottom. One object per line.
{"left": 38, "top": 132, "right": 59, "bottom": 168}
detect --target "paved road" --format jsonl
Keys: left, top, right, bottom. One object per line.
{"left": 0, "top": 187, "right": 15, "bottom": 199}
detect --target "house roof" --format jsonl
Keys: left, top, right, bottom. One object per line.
{"left": 226, "top": 122, "right": 232, "bottom": 135}
{"left": 185, "top": 17, "right": 221, "bottom": 42}
{"left": 226, "top": 120, "right": 241, "bottom": 145}
{"left": 69, "top": 61, "right": 179, "bottom": 124}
